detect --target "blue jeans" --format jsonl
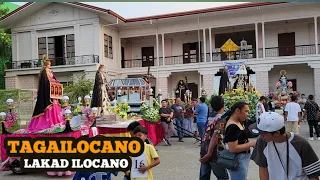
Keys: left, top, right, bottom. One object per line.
{"left": 197, "top": 122, "right": 206, "bottom": 140}
{"left": 228, "top": 153, "right": 251, "bottom": 180}
{"left": 175, "top": 118, "right": 184, "bottom": 139}
{"left": 200, "top": 162, "right": 229, "bottom": 180}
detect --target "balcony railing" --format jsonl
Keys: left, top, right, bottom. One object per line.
{"left": 260, "top": 44, "right": 316, "bottom": 58}
{"left": 7, "top": 55, "right": 99, "bottom": 69}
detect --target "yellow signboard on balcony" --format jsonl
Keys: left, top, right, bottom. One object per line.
{"left": 221, "top": 38, "right": 239, "bottom": 59}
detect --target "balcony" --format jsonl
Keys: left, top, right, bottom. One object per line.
{"left": 7, "top": 55, "right": 99, "bottom": 69}
{"left": 121, "top": 44, "right": 320, "bottom": 68}
{"left": 261, "top": 44, "right": 316, "bottom": 58}
{"left": 121, "top": 49, "right": 256, "bottom": 68}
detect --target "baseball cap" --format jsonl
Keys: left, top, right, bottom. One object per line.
{"left": 248, "top": 112, "right": 285, "bottom": 135}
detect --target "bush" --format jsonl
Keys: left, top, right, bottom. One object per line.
{"left": 63, "top": 73, "right": 94, "bottom": 104}
{"left": 0, "top": 89, "right": 33, "bottom": 133}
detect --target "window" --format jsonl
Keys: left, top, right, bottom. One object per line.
{"left": 66, "top": 34, "right": 75, "bottom": 57}
{"left": 38, "top": 37, "right": 47, "bottom": 59}
{"left": 104, "top": 34, "right": 113, "bottom": 59}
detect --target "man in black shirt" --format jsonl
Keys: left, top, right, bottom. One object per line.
{"left": 159, "top": 99, "right": 174, "bottom": 145}
{"left": 304, "top": 94, "right": 320, "bottom": 140}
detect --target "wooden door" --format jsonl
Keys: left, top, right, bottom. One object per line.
{"left": 183, "top": 43, "right": 190, "bottom": 64}
{"left": 278, "top": 32, "right": 295, "bottom": 56}
{"left": 183, "top": 42, "right": 200, "bottom": 64}
{"left": 187, "top": 83, "right": 198, "bottom": 99}
{"left": 142, "top": 47, "right": 154, "bottom": 67}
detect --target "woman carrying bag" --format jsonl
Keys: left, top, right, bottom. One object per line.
{"left": 216, "top": 101, "right": 256, "bottom": 180}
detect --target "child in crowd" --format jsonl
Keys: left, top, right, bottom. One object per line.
{"left": 124, "top": 121, "right": 157, "bottom": 180}
{"left": 130, "top": 126, "right": 160, "bottom": 180}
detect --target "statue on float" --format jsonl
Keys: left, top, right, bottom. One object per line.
{"left": 175, "top": 79, "right": 188, "bottom": 102}
{"left": 232, "top": 64, "right": 250, "bottom": 91}
{"left": 276, "top": 70, "right": 293, "bottom": 108}
{"left": 27, "top": 55, "right": 64, "bottom": 133}
{"left": 219, "top": 66, "right": 230, "bottom": 95}
{"left": 91, "top": 64, "right": 111, "bottom": 117}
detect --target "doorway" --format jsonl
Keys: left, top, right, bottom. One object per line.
{"left": 141, "top": 47, "right": 154, "bottom": 67}
{"left": 187, "top": 83, "right": 198, "bottom": 99}
{"left": 287, "top": 79, "right": 297, "bottom": 91}
{"left": 54, "top": 36, "right": 65, "bottom": 65}
{"left": 183, "top": 42, "right": 201, "bottom": 64}
{"left": 278, "top": 32, "right": 295, "bottom": 56}
{"left": 121, "top": 47, "right": 125, "bottom": 68}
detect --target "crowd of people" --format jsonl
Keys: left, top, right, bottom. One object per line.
{"left": 122, "top": 92, "right": 320, "bottom": 180}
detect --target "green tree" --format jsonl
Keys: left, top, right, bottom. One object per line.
{"left": 0, "top": 3, "right": 11, "bottom": 89}
{"left": 63, "top": 73, "right": 94, "bottom": 104}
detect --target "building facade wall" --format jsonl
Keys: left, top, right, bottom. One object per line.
{"left": 255, "top": 71, "right": 269, "bottom": 96}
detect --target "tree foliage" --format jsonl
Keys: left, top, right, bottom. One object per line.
{"left": 0, "top": 3, "right": 11, "bottom": 89}
{"left": 63, "top": 73, "right": 94, "bottom": 104}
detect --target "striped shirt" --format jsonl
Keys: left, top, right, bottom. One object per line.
{"left": 251, "top": 132, "right": 320, "bottom": 180}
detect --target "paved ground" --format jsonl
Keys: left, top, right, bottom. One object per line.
{"left": 0, "top": 122, "right": 319, "bottom": 180}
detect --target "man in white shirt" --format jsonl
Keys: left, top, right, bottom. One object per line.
{"left": 256, "top": 96, "right": 266, "bottom": 123}
{"left": 249, "top": 112, "right": 320, "bottom": 180}
{"left": 284, "top": 95, "right": 302, "bottom": 134}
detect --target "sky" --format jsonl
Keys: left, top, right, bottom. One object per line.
{"left": 13, "top": 2, "right": 246, "bottom": 18}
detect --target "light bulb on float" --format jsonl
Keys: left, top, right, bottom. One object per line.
{"left": 0, "top": 112, "right": 6, "bottom": 122}
{"left": 64, "top": 109, "right": 72, "bottom": 121}
{"left": 62, "top": 96, "right": 69, "bottom": 107}
{"left": 91, "top": 107, "right": 98, "bottom": 117}
{"left": 84, "top": 95, "right": 91, "bottom": 106}
{"left": 6, "top": 98, "right": 14, "bottom": 110}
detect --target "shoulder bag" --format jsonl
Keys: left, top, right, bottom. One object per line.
{"left": 215, "top": 149, "right": 239, "bottom": 170}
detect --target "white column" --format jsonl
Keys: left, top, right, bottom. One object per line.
{"left": 315, "top": 17, "right": 318, "bottom": 54}
{"left": 93, "top": 22, "right": 100, "bottom": 57}
{"left": 199, "top": 74, "right": 202, "bottom": 97}
{"left": 209, "top": 28, "right": 213, "bottom": 62}
{"left": 203, "top": 29, "right": 207, "bottom": 62}
{"left": 255, "top": 23, "right": 259, "bottom": 58}
{"left": 74, "top": 25, "right": 80, "bottom": 56}
{"left": 162, "top": 33, "right": 165, "bottom": 66}
{"left": 262, "top": 22, "right": 265, "bottom": 58}
{"left": 30, "top": 30, "right": 37, "bottom": 60}
{"left": 156, "top": 28, "right": 159, "bottom": 66}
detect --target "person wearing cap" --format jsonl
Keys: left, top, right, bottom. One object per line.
{"left": 250, "top": 112, "right": 320, "bottom": 180}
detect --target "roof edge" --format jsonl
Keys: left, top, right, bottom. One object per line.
{"left": 0, "top": 2, "right": 34, "bottom": 21}
{"left": 126, "top": 2, "right": 288, "bottom": 22}
{"left": 0, "top": 2, "right": 289, "bottom": 25}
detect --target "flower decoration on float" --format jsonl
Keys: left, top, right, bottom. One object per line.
{"left": 276, "top": 81, "right": 281, "bottom": 88}
{"left": 288, "top": 81, "right": 293, "bottom": 88}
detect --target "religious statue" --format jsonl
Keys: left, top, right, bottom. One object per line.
{"left": 175, "top": 80, "right": 188, "bottom": 101}
{"left": 279, "top": 70, "right": 288, "bottom": 93}
{"left": 27, "top": 55, "right": 64, "bottom": 133}
{"left": 219, "top": 66, "right": 230, "bottom": 95}
{"left": 232, "top": 64, "right": 249, "bottom": 91}
{"left": 91, "top": 64, "right": 111, "bottom": 117}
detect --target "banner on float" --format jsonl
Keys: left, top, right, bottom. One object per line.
{"left": 222, "top": 60, "right": 247, "bottom": 77}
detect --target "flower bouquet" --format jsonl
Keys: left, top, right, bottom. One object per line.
{"left": 5, "top": 110, "right": 18, "bottom": 128}
{"left": 222, "top": 89, "right": 260, "bottom": 122}
{"left": 140, "top": 100, "right": 160, "bottom": 124}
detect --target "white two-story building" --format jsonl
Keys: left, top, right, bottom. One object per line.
{"left": 2, "top": 2, "right": 320, "bottom": 102}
